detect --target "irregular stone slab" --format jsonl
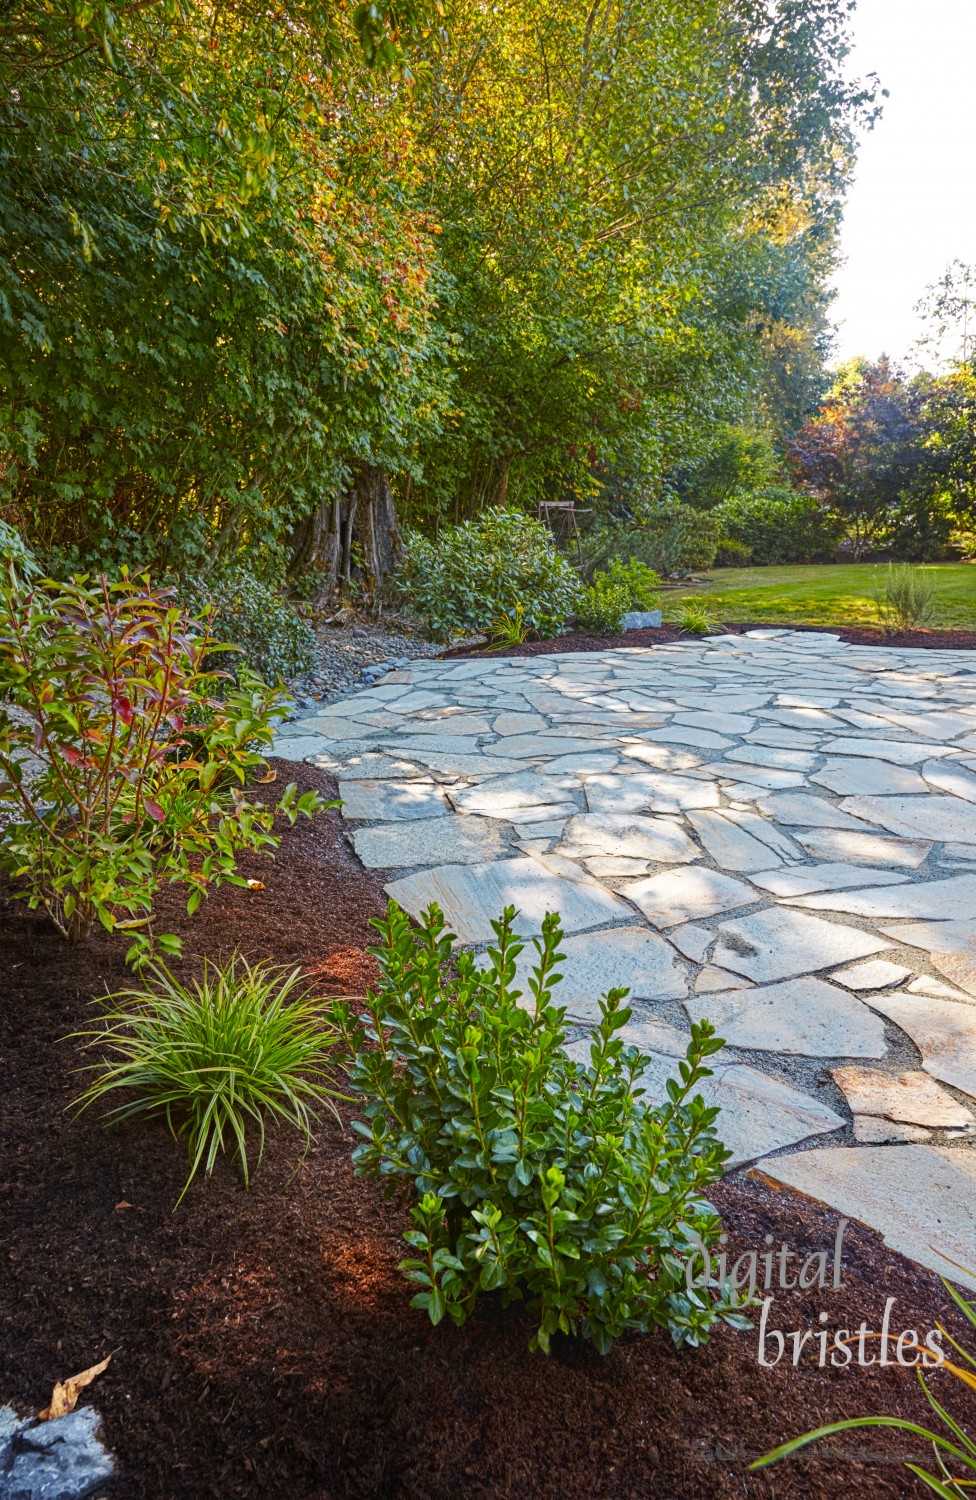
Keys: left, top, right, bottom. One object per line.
{"left": 922, "top": 759, "right": 976, "bottom": 803}
{"left": 641, "top": 726, "right": 735, "bottom": 751}
{"left": 622, "top": 609, "right": 662, "bottom": 630}
{"left": 750, "top": 863, "right": 910, "bottom": 898}
{"left": 681, "top": 1064, "right": 844, "bottom": 1166}
{"left": 554, "top": 811, "right": 698, "bottom": 865}
{"left": 690, "top": 977, "right": 887, "bottom": 1057}
{"left": 747, "top": 728, "right": 824, "bottom": 751}
{"left": 725, "top": 745, "right": 818, "bottom": 771}
{"left": 619, "top": 744, "right": 703, "bottom": 772}
{"left": 839, "top": 795, "right": 976, "bottom": 844}
{"left": 790, "top": 874, "right": 976, "bottom": 922}
{"left": 621, "top": 867, "right": 757, "bottom": 928}
{"left": 861, "top": 990, "right": 976, "bottom": 1097}
{"left": 352, "top": 817, "right": 506, "bottom": 869}
{"left": 853, "top": 1116, "right": 931, "bottom": 1143}
{"left": 385, "top": 857, "right": 632, "bottom": 946}
{"left": 686, "top": 810, "right": 784, "bottom": 872}
{"left": 673, "top": 709, "right": 756, "bottom": 735}
{"left": 586, "top": 771, "right": 719, "bottom": 815}
{"left": 712, "top": 906, "right": 889, "bottom": 983}
{"left": 695, "top": 965, "right": 754, "bottom": 993}
{"left": 829, "top": 959, "right": 912, "bottom": 991}
{"left": 513, "top": 926, "right": 687, "bottom": 1020}
{"left": 492, "top": 711, "right": 548, "bottom": 735}
{"left": 760, "top": 1146, "right": 976, "bottom": 1290}
{"left": 881, "top": 920, "right": 976, "bottom": 998}
{"left": 793, "top": 827, "right": 931, "bottom": 869}
{"left": 338, "top": 779, "right": 452, "bottom": 821}
{"left": 703, "top": 763, "right": 806, "bottom": 791}
{"left": 310, "top": 751, "right": 429, "bottom": 780}
{"left": 719, "top": 809, "right": 806, "bottom": 860}
{"left": 667, "top": 922, "right": 715, "bottom": 962}
{"left": 753, "top": 793, "right": 876, "bottom": 830}
{"left": 0, "top": 1406, "right": 115, "bottom": 1499}
{"left": 583, "top": 855, "right": 653, "bottom": 877}
{"left": 830, "top": 1065, "right": 975, "bottom": 1129}
{"left": 822, "top": 737, "right": 959, "bottom": 765}
{"left": 450, "top": 770, "right": 580, "bottom": 816}
{"left": 812, "top": 759, "right": 928, "bottom": 796}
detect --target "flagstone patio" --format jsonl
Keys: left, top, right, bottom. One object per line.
{"left": 275, "top": 629, "right": 976, "bottom": 1287}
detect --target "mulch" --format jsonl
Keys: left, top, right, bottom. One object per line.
{"left": 447, "top": 621, "right": 976, "bottom": 656}
{"left": 1, "top": 760, "right": 974, "bottom": 1499}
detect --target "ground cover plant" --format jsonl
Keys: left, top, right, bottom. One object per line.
{"left": 74, "top": 956, "right": 344, "bottom": 1204}
{"left": 333, "top": 902, "right": 743, "bottom": 1355}
{"left": 0, "top": 572, "right": 325, "bottom": 959}
{"left": 668, "top": 562, "right": 976, "bottom": 628}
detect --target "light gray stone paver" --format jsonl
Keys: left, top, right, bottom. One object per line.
{"left": 689, "top": 977, "right": 888, "bottom": 1057}
{"left": 278, "top": 630, "right": 976, "bottom": 1283}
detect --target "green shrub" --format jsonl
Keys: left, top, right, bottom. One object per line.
{"left": 575, "top": 576, "right": 630, "bottom": 633}
{"left": 74, "top": 957, "right": 343, "bottom": 1204}
{"left": 575, "top": 556, "right": 661, "bottom": 633}
{"left": 0, "top": 520, "right": 38, "bottom": 587}
{"left": 0, "top": 572, "right": 326, "bottom": 958}
{"left": 332, "top": 901, "right": 743, "bottom": 1355}
{"left": 873, "top": 563, "right": 937, "bottom": 634}
{"left": 712, "top": 487, "right": 839, "bottom": 565}
{"left": 400, "top": 510, "right": 580, "bottom": 642}
{"left": 183, "top": 566, "right": 316, "bottom": 684}
{"left": 712, "top": 537, "right": 753, "bottom": 567}
{"left": 583, "top": 503, "right": 721, "bottom": 578}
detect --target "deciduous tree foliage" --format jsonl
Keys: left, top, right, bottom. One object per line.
{"left": 1, "top": 0, "right": 877, "bottom": 577}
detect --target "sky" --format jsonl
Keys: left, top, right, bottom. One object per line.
{"left": 829, "top": 0, "right": 976, "bottom": 369}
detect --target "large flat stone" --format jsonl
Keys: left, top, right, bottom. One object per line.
{"left": 585, "top": 771, "right": 720, "bottom": 815}
{"left": 620, "top": 867, "right": 758, "bottom": 927}
{"left": 792, "top": 827, "right": 932, "bottom": 869}
{"left": 513, "top": 926, "right": 687, "bottom": 1020}
{"left": 921, "top": 759, "right": 976, "bottom": 803}
{"left": 790, "top": 874, "right": 976, "bottom": 922}
{"left": 861, "top": 990, "right": 976, "bottom": 1097}
{"left": 830, "top": 1065, "right": 975, "bottom": 1129}
{"left": 753, "top": 793, "right": 877, "bottom": 830}
{"left": 677, "top": 1063, "right": 844, "bottom": 1166}
{"left": 839, "top": 795, "right": 976, "bottom": 843}
{"left": 352, "top": 817, "right": 506, "bottom": 869}
{"left": 554, "top": 812, "right": 698, "bottom": 865}
{"left": 881, "top": 920, "right": 976, "bottom": 997}
{"left": 823, "top": 737, "right": 959, "bottom": 765}
{"left": 750, "top": 863, "right": 909, "bottom": 898}
{"left": 384, "top": 856, "right": 632, "bottom": 945}
{"left": 829, "top": 959, "right": 912, "bottom": 990}
{"left": 760, "top": 1146, "right": 976, "bottom": 1290}
{"left": 689, "top": 977, "right": 888, "bottom": 1057}
{"left": 338, "top": 779, "right": 452, "bottom": 821}
{"left": 812, "top": 759, "right": 928, "bottom": 796}
{"left": 711, "top": 906, "right": 889, "bottom": 982}
{"left": 686, "top": 810, "right": 787, "bottom": 871}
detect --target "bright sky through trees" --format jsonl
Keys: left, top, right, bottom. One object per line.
{"left": 830, "top": 0, "right": 976, "bottom": 368}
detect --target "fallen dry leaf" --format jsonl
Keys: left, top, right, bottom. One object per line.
{"left": 255, "top": 769, "right": 277, "bottom": 784}
{"left": 40, "top": 1354, "right": 112, "bottom": 1421}
{"left": 246, "top": 880, "right": 265, "bottom": 891}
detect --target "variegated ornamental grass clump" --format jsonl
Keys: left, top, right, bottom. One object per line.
{"left": 333, "top": 901, "right": 746, "bottom": 1355}
{"left": 0, "top": 569, "right": 327, "bottom": 962}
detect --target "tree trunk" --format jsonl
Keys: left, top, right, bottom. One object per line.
{"left": 287, "top": 466, "right": 402, "bottom": 611}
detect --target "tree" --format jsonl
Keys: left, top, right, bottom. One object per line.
{"left": 787, "top": 359, "right": 924, "bottom": 558}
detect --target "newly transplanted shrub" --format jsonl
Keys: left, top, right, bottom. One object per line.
{"left": 873, "top": 563, "right": 937, "bottom": 634}
{"left": 754, "top": 1267, "right": 975, "bottom": 1497}
{"left": 0, "top": 572, "right": 326, "bottom": 959}
{"left": 182, "top": 566, "right": 316, "bottom": 685}
{"left": 74, "top": 957, "right": 343, "bottom": 1204}
{"left": 399, "top": 511, "right": 580, "bottom": 641}
{"left": 575, "top": 556, "right": 661, "bottom": 634}
{"left": 332, "top": 902, "right": 745, "bottom": 1355}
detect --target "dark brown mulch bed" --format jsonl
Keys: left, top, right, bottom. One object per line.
{"left": 447, "top": 621, "right": 976, "bottom": 656}
{"left": 1, "top": 759, "right": 974, "bottom": 1499}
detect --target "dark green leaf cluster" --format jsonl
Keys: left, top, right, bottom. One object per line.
{"left": 181, "top": 568, "right": 316, "bottom": 686}
{"left": 712, "top": 487, "right": 842, "bottom": 565}
{"left": 333, "top": 901, "right": 743, "bottom": 1355}
{"left": 575, "top": 557, "right": 661, "bottom": 634}
{"left": 399, "top": 511, "right": 580, "bottom": 641}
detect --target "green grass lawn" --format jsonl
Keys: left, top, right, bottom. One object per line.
{"left": 666, "top": 562, "right": 976, "bottom": 629}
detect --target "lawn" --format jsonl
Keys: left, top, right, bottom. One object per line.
{"left": 667, "top": 561, "right": 976, "bottom": 628}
